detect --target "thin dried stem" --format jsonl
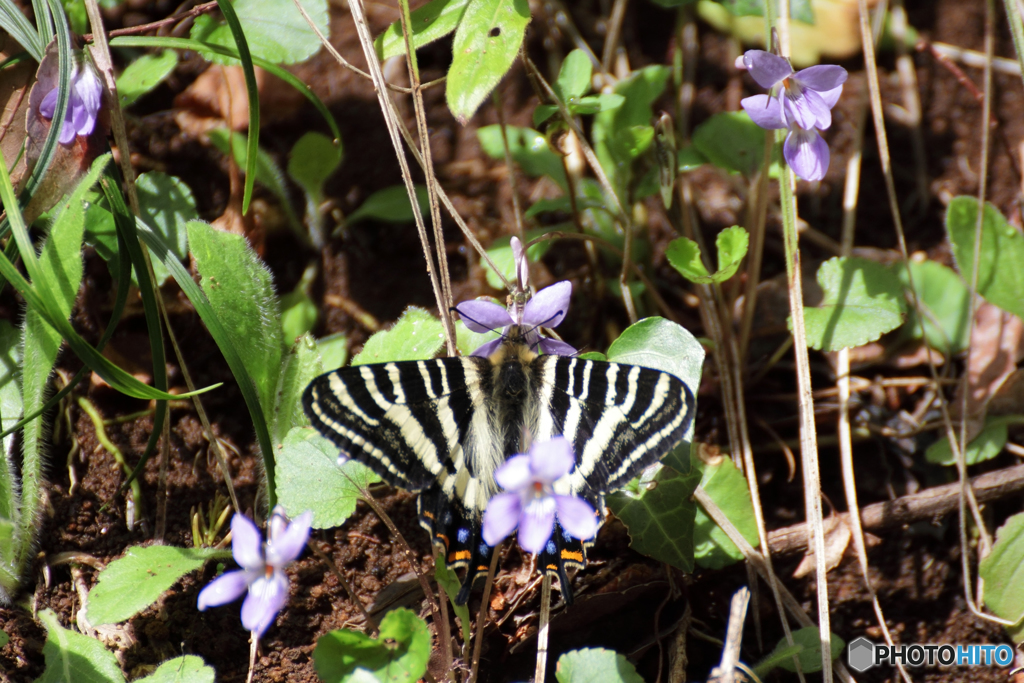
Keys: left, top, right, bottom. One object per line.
{"left": 344, "top": 0, "right": 456, "bottom": 354}
{"left": 833, "top": 10, "right": 909, "bottom": 677}
{"left": 397, "top": 0, "right": 456, "bottom": 358}
{"left": 534, "top": 573, "right": 553, "bottom": 683}
{"left": 468, "top": 541, "right": 502, "bottom": 683}
{"left": 601, "top": 0, "right": 629, "bottom": 75}
{"left": 1001, "top": 0, "right": 1024, "bottom": 88}
{"left": 493, "top": 89, "right": 525, "bottom": 247}
{"left": 765, "top": 1, "right": 830, "bottom": 677}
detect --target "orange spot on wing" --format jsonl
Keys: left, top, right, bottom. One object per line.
{"left": 561, "top": 550, "right": 584, "bottom": 563}
{"left": 449, "top": 550, "right": 471, "bottom": 562}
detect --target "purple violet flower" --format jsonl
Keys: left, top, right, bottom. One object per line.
{"left": 38, "top": 64, "right": 103, "bottom": 145}
{"left": 481, "top": 437, "right": 598, "bottom": 554}
{"left": 456, "top": 237, "right": 576, "bottom": 357}
{"left": 197, "top": 507, "right": 312, "bottom": 638}
{"left": 737, "top": 50, "right": 847, "bottom": 182}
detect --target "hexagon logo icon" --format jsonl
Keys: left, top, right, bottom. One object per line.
{"left": 847, "top": 637, "right": 875, "bottom": 672}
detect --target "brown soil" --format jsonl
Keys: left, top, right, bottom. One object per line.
{"left": 2, "top": 0, "right": 1023, "bottom": 681}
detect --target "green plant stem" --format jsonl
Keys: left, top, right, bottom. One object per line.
{"left": 77, "top": 397, "right": 144, "bottom": 522}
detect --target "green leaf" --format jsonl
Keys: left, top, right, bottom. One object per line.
{"left": 605, "top": 317, "right": 705, "bottom": 413}
{"left": 799, "top": 256, "right": 906, "bottom": 351}
{"left": 554, "top": 49, "right": 592, "bottom": 101}
{"left": 897, "top": 260, "right": 971, "bottom": 354}
{"left": 346, "top": 185, "right": 430, "bottom": 226}
{"left": 555, "top": 647, "right": 645, "bottom": 683}
{"left": 288, "top": 132, "right": 342, "bottom": 204}
{"left": 524, "top": 196, "right": 607, "bottom": 219}
{"left": 116, "top": 50, "right": 178, "bottom": 108}
{"left": 691, "top": 112, "right": 766, "bottom": 177}
{"left": 85, "top": 545, "right": 225, "bottom": 626}
{"left": 717, "top": 0, "right": 814, "bottom": 23}
{"left": 281, "top": 287, "right": 319, "bottom": 343}
{"left": 314, "top": 608, "right": 431, "bottom": 683}
{"left": 434, "top": 555, "right": 471, "bottom": 642}
{"left": 606, "top": 463, "right": 699, "bottom": 572}
{"left": 946, "top": 196, "right": 1024, "bottom": 320}
{"left": 678, "top": 145, "right": 707, "bottom": 172}
{"left": 592, "top": 65, "right": 669, "bottom": 200}
{"left": 477, "top": 125, "right": 567, "bottom": 190}
{"left": 756, "top": 627, "right": 844, "bottom": 675}
{"left": 136, "top": 655, "right": 216, "bottom": 683}
{"left": 924, "top": 415, "right": 1016, "bottom": 466}
{"left": 352, "top": 307, "right": 444, "bottom": 365}
{"left": 693, "top": 453, "right": 758, "bottom": 569}
{"left": 979, "top": 512, "right": 1024, "bottom": 642}
{"left": 666, "top": 226, "right": 749, "bottom": 284}
{"left": 36, "top": 609, "right": 127, "bottom": 683}
{"left": 136, "top": 172, "right": 198, "bottom": 286}
{"left": 275, "top": 427, "right": 381, "bottom": 529}
{"left": 375, "top": 0, "right": 472, "bottom": 60}
{"left": 271, "top": 335, "right": 323, "bottom": 445}
{"left": 482, "top": 231, "right": 552, "bottom": 290}
{"left": 0, "top": 629, "right": 8, "bottom": 648}
{"left": 317, "top": 333, "right": 349, "bottom": 370}
{"left": 0, "top": 322, "right": 19, "bottom": 524}
{"left": 188, "top": 221, "right": 283, "bottom": 413}
{"left": 190, "top": 0, "right": 329, "bottom": 64}
{"left": 19, "top": 180, "right": 88, "bottom": 588}
{"left": 83, "top": 202, "right": 121, "bottom": 277}
{"left": 446, "top": 0, "right": 531, "bottom": 124}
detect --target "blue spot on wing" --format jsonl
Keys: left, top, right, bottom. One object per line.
{"left": 457, "top": 528, "right": 470, "bottom": 543}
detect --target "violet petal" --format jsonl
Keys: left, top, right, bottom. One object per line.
{"left": 196, "top": 570, "right": 250, "bottom": 610}
{"left": 39, "top": 88, "right": 58, "bottom": 119}
{"left": 784, "top": 128, "right": 829, "bottom": 182}
{"left": 494, "top": 454, "right": 533, "bottom": 490}
{"left": 522, "top": 280, "right": 572, "bottom": 328}
{"left": 231, "top": 514, "right": 265, "bottom": 571}
{"left": 741, "top": 50, "right": 793, "bottom": 89}
{"left": 801, "top": 88, "right": 833, "bottom": 130}
{"left": 782, "top": 86, "right": 819, "bottom": 131}
{"left": 511, "top": 236, "right": 529, "bottom": 291}
{"left": 537, "top": 338, "right": 577, "bottom": 357}
{"left": 241, "top": 572, "right": 290, "bottom": 637}
{"left": 482, "top": 492, "right": 523, "bottom": 545}
{"left": 265, "top": 510, "right": 312, "bottom": 567}
{"left": 554, "top": 495, "right": 598, "bottom": 541}
{"left": 73, "top": 67, "right": 102, "bottom": 136}
{"left": 741, "top": 95, "right": 787, "bottom": 130}
{"left": 818, "top": 84, "right": 844, "bottom": 110}
{"left": 518, "top": 496, "right": 557, "bottom": 554}
{"left": 527, "top": 436, "right": 575, "bottom": 485}
{"left": 456, "top": 300, "right": 512, "bottom": 333}
{"left": 470, "top": 337, "right": 504, "bottom": 358}
{"left": 792, "top": 64, "right": 848, "bottom": 93}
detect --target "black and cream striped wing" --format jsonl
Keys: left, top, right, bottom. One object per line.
{"left": 531, "top": 355, "right": 696, "bottom": 497}
{"left": 302, "top": 358, "right": 492, "bottom": 493}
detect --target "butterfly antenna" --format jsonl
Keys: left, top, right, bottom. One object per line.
{"left": 449, "top": 306, "right": 504, "bottom": 336}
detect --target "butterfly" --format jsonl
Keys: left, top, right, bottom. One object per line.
{"left": 303, "top": 322, "right": 695, "bottom": 604}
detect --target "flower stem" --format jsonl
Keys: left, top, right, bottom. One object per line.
{"left": 767, "top": 0, "right": 830, "bottom": 678}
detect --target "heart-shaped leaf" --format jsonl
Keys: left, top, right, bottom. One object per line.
{"left": 314, "top": 608, "right": 431, "bottom": 683}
